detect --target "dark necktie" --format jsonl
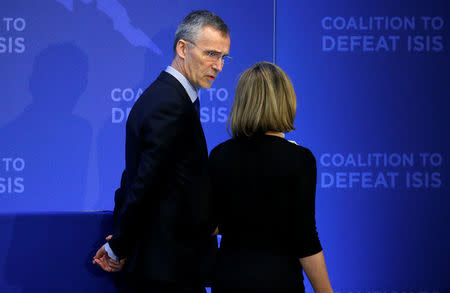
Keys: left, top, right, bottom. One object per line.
{"left": 193, "top": 97, "right": 200, "bottom": 117}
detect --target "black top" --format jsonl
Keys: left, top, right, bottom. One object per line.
{"left": 208, "top": 134, "right": 322, "bottom": 291}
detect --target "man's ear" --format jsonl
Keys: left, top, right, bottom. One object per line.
{"left": 176, "top": 39, "right": 188, "bottom": 59}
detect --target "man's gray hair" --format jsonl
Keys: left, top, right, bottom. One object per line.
{"left": 173, "top": 10, "right": 229, "bottom": 53}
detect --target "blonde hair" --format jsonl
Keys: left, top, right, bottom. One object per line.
{"left": 228, "top": 62, "right": 297, "bottom": 137}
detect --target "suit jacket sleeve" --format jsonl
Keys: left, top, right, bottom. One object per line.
{"left": 108, "top": 95, "right": 187, "bottom": 258}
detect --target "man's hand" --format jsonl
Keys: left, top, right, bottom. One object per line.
{"left": 92, "top": 235, "right": 126, "bottom": 272}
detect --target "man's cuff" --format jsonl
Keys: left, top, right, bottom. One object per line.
{"left": 105, "top": 242, "right": 119, "bottom": 261}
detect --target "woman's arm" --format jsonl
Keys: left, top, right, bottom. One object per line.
{"left": 299, "top": 250, "right": 333, "bottom": 293}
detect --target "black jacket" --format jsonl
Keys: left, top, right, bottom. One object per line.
{"left": 109, "top": 71, "right": 213, "bottom": 283}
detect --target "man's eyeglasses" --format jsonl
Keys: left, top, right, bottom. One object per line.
{"left": 187, "top": 40, "right": 232, "bottom": 65}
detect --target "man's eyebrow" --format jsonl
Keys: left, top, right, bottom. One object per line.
{"left": 207, "top": 49, "right": 229, "bottom": 56}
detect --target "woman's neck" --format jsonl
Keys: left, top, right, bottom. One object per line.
{"left": 264, "top": 131, "right": 285, "bottom": 138}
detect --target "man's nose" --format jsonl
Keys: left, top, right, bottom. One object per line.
{"left": 212, "top": 58, "right": 224, "bottom": 72}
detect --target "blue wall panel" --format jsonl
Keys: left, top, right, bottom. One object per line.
{"left": 276, "top": 0, "right": 449, "bottom": 292}
{"left": 0, "top": 0, "right": 449, "bottom": 292}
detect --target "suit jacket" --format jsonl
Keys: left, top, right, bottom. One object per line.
{"left": 208, "top": 134, "right": 323, "bottom": 291}
{"left": 109, "top": 71, "right": 214, "bottom": 284}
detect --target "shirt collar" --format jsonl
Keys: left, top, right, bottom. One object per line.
{"left": 165, "top": 66, "right": 198, "bottom": 103}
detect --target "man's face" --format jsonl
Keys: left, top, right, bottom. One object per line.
{"left": 183, "top": 26, "right": 230, "bottom": 88}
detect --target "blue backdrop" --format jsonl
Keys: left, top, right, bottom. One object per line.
{"left": 0, "top": 0, "right": 449, "bottom": 292}
{"left": 0, "top": 0, "right": 273, "bottom": 212}
{"left": 277, "top": 1, "right": 449, "bottom": 292}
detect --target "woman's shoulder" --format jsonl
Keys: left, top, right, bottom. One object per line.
{"left": 210, "top": 136, "right": 316, "bottom": 163}
{"left": 284, "top": 139, "right": 313, "bottom": 155}
{"left": 281, "top": 139, "right": 316, "bottom": 164}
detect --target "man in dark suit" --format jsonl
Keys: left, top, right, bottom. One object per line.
{"left": 93, "top": 10, "right": 231, "bottom": 293}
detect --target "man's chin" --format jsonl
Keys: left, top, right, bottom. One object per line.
{"left": 200, "top": 81, "right": 213, "bottom": 89}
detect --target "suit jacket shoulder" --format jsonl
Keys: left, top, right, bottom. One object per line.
{"left": 126, "top": 71, "right": 194, "bottom": 136}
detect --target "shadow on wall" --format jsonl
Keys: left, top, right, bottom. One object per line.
{"left": 0, "top": 43, "right": 92, "bottom": 212}
{"left": 95, "top": 26, "right": 175, "bottom": 210}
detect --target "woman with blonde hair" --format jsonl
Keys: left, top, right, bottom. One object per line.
{"left": 209, "top": 62, "right": 333, "bottom": 293}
